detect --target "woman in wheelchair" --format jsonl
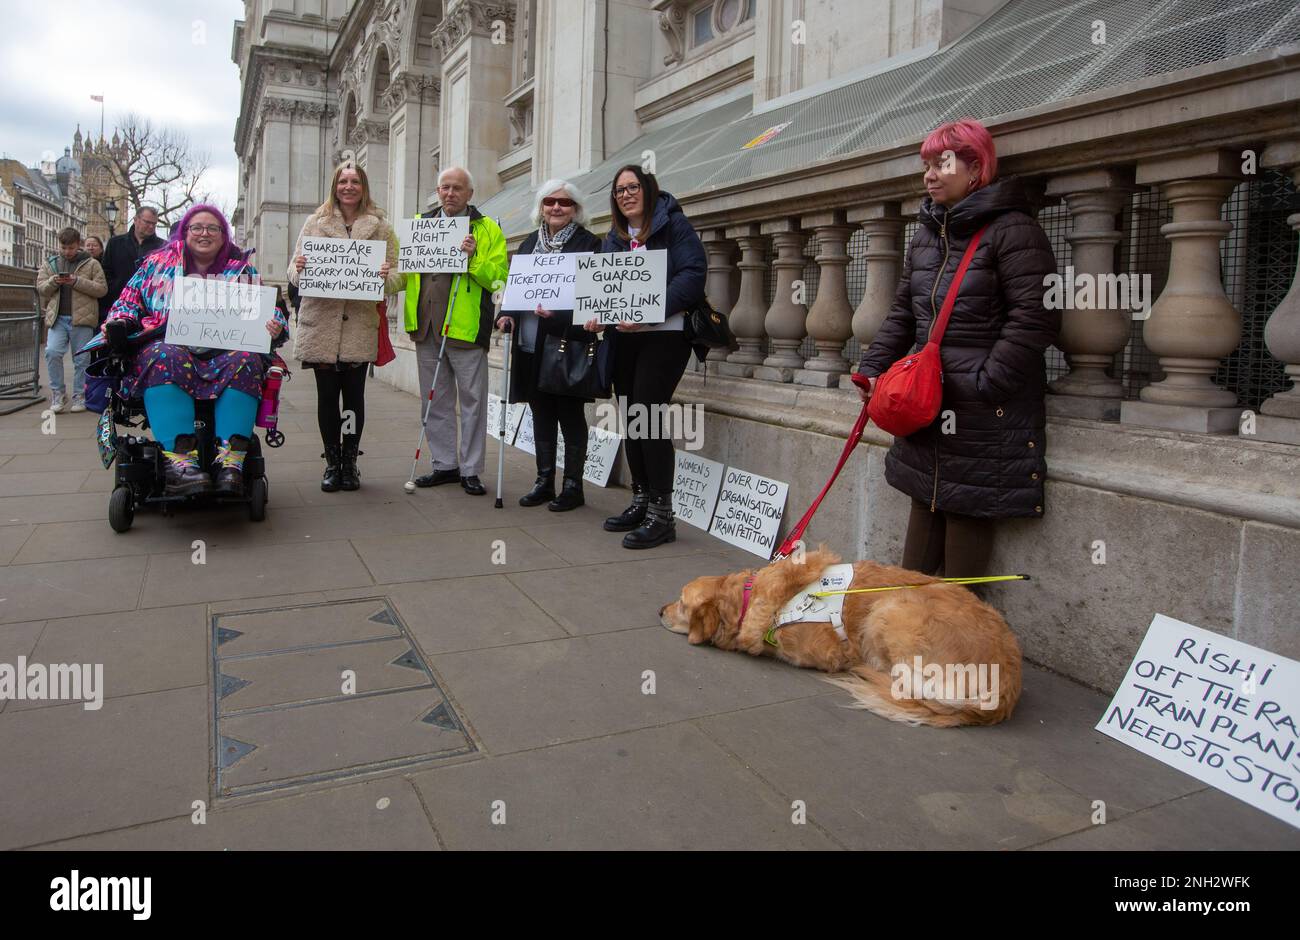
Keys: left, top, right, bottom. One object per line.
{"left": 101, "top": 204, "right": 287, "bottom": 497}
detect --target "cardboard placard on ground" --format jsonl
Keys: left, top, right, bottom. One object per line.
{"left": 297, "top": 237, "right": 386, "bottom": 300}
{"left": 502, "top": 253, "right": 587, "bottom": 312}
{"left": 1096, "top": 614, "right": 1300, "bottom": 830}
{"left": 164, "top": 275, "right": 278, "bottom": 354}
{"left": 708, "top": 466, "right": 789, "bottom": 558}
{"left": 574, "top": 250, "right": 668, "bottom": 325}
{"left": 673, "top": 450, "right": 725, "bottom": 530}
{"left": 486, "top": 394, "right": 522, "bottom": 444}
{"left": 556, "top": 425, "right": 622, "bottom": 487}
{"left": 512, "top": 404, "right": 535, "bottom": 455}
{"left": 396, "top": 216, "right": 468, "bottom": 273}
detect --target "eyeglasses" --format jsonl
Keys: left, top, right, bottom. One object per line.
{"left": 542, "top": 197, "right": 575, "bottom": 208}
{"left": 614, "top": 184, "right": 641, "bottom": 198}
{"left": 186, "top": 225, "right": 222, "bottom": 236}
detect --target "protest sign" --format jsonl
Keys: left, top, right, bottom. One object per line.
{"left": 1097, "top": 614, "right": 1300, "bottom": 830}
{"left": 297, "top": 237, "right": 386, "bottom": 300}
{"left": 673, "top": 451, "right": 725, "bottom": 530}
{"left": 396, "top": 216, "right": 468, "bottom": 273}
{"left": 501, "top": 253, "right": 586, "bottom": 312}
{"left": 486, "top": 394, "right": 522, "bottom": 444}
{"left": 513, "top": 405, "right": 535, "bottom": 455}
{"left": 164, "top": 275, "right": 277, "bottom": 354}
{"left": 708, "top": 466, "right": 789, "bottom": 558}
{"left": 556, "top": 425, "right": 622, "bottom": 487}
{"left": 574, "top": 250, "right": 667, "bottom": 326}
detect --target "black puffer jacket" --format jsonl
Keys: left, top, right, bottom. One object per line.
{"left": 858, "top": 177, "right": 1059, "bottom": 519}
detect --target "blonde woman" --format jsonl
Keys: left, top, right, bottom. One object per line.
{"left": 290, "top": 164, "right": 403, "bottom": 491}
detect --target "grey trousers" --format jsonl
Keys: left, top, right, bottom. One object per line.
{"left": 416, "top": 337, "right": 487, "bottom": 476}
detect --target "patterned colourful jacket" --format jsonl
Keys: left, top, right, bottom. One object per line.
{"left": 106, "top": 241, "right": 288, "bottom": 336}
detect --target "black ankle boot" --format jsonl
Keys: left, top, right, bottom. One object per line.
{"left": 339, "top": 442, "right": 361, "bottom": 491}
{"left": 520, "top": 438, "right": 557, "bottom": 506}
{"left": 321, "top": 444, "right": 342, "bottom": 492}
{"left": 549, "top": 476, "right": 584, "bottom": 512}
{"left": 604, "top": 483, "right": 649, "bottom": 532}
{"left": 622, "top": 492, "right": 676, "bottom": 549}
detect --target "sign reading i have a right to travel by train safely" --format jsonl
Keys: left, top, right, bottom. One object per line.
{"left": 574, "top": 250, "right": 667, "bottom": 326}
{"left": 1097, "top": 614, "right": 1300, "bottom": 830}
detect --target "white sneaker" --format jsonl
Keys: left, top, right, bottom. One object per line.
{"left": 70, "top": 396, "right": 86, "bottom": 413}
{"left": 51, "top": 392, "right": 68, "bottom": 413}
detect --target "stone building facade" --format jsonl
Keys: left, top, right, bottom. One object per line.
{"left": 0, "top": 183, "right": 17, "bottom": 268}
{"left": 230, "top": 0, "right": 1300, "bottom": 691}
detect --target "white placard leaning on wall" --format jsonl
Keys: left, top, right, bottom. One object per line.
{"left": 673, "top": 451, "right": 726, "bottom": 530}
{"left": 1096, "top": 614, "right": 1300, "bottom": 830}
{"left": 556, "top": 425, "right": 622, "bottom": 488}
{"left": 708, "top": 466, "right": 789, "bottom": 558}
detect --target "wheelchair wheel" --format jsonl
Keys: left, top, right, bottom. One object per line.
{"left": 248, "top": 476, "right": 268, "bottom": 522}
{"left": 109, "top": 486, "right": 134, "bottom": 533}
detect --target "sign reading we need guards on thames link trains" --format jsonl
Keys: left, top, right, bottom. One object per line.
{"left": 1097, "top": 614, "right": 1300, "bottom": 830}
{"left": 574, "top": 250, "right": 667, "bottom": 326}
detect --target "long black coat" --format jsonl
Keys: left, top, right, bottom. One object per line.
{"left": 503, "top": 226, "right": 602, "bottom": 403}
{"left": 858, "top": 177, "right": 1059, "bottom": 519}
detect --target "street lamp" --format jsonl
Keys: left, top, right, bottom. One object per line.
{"left": 105, "top": 198, "right": 118, "bottom": 236}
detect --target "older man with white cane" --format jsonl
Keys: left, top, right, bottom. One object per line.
{"left": 404, "top": 166, "right": 508, "bottom": 495}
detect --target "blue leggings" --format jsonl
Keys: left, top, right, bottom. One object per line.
{"left": 143, "top": 385, "right": 259, "bottom": 452}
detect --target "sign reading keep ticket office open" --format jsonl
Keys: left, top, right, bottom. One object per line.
{"left": 574, "top": 251, "right": 667, "bottom": 325}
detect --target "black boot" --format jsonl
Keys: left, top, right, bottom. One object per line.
{"left": 519, "top": 438, "right": 557, "bottom": 507}
{"left": 603, "top": 483, "right": 648, "bottom": 532}
{"left": 549, "top": 476, "right": 584, "bottom": 512}
{"left": 622, "top": 492, "right": 676, "bottom": 549}
{"left": 321, "top": 444, "right": 342, "bottom": 492}
{"left": 339, "top": 441, "right": 361, "bottom": 491}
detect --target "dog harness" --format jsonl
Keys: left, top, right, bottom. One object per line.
{"left": 757, "top": 564, "right": 856, "bottom": 648}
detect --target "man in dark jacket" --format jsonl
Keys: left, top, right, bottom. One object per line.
{"left": 102, "top": 206, "right": 163, "bottom": 316}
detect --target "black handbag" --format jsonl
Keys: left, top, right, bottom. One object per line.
{"left": 683, "top": 298, "right": 737, "bottom": 351}
{"left": 537, "top": 333, "right": 610, "bottom": 399}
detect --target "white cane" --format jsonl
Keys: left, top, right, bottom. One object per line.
{"left": 404, "top": 272, "right": 462, "bottom": 492}
{"left": 494, "top": 320, "right": 514, "bottom": 509}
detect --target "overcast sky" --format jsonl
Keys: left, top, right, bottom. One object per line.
{"left": 0, "top": 0, "right": 245, "bottom": 212}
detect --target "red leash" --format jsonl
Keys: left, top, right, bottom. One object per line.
{"left": 772, "top": 401, "right": 871, "bottom": 561}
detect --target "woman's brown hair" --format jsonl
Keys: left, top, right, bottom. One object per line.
{"left": 609, "top": 165, "right": 660, "bottom": 245}
{"left": 316, "top": 162, "right": 382, "bottom": 220}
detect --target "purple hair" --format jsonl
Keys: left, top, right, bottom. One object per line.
{"left": 170, "top": 203, "right": 249, "bottom": 273}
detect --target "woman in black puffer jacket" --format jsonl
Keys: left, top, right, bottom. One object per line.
{"left": 856, "top": 118, "right": 1059, "bottom": 579}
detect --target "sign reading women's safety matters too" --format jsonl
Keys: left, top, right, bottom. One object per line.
{"left": 501, "top": 253, "right": 587, "bottom": 311}
{"left": 165, "top": 275, "right": 278, "bottom": 354}
{"left": 574, "top": 250, "right": 667, "bottom": 325}
{"left": 1097, "top": 614, "right": 1300, "bottom": 830}
{"left": 673, "top": 451, "right": 725, "bottom": 530}
{"left": 396, "top": 216, "right": 469, "bottom": 273}
{"left": 708, "top": 466, "right": 788, "bottom": 558}
{"left": 298, "top": 237, "right": 387, "bottom": 300}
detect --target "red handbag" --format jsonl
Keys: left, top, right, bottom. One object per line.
{"left": 375, "top": 299, "right": 396, "bottom": 367}
{"left": 859, "top": 225, "right": 987, "bottom": 437}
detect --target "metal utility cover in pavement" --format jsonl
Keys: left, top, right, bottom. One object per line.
{"left": 209, "top": 598, "right": 475, "bottom": 800}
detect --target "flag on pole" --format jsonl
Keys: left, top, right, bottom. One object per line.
{"left": 90, "top": 95, "right": 104, "bottom": 102}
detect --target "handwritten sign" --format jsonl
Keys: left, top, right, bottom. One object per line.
{"left": 298, "top": 237, "right": 386, "bottom": 300}
{"left": 556, "top": 425, "right": 622, "bottom": 487}
{"left": 1097, "top": 615, "right": 1300, "bottom": 830}
{"left": 574, "top": 251, "right": 667, "bottom": 326}
{"left": 513, "top": 405, "right": 536, "bottom": 455}
{"left": 487, "top": 395, "right": 525, "bottom": 444}
{"left": 673, "top": 451, "right": 725, "bottom": 530}
{"left": 397, "top": 216, "right": 468, "bottom": 273}
{"left": 708, "top": 466, "right": 789, "bottom": 558}
{"left": 502, "top": 253, "right": 587, "bottom": 312}
{"left": 164, "top": 275, "right": 277, "bottom": 354}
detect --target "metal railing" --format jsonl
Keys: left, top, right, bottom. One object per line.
{"left": 0, "top": 284, "right": 43, "bottom": 415}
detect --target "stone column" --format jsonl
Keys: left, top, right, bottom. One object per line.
{"left": 700, "top": 229, "right": 737, "bottom": 371}
{"left": 1044, "top": 169, "right": 1134, "bottom": 421}
{"left": 1256, "top": 141, "right": 1300, "bottom": 444}
{"left": 718, "top": 224, "right": 769, "bottom": 377}
{"left": 753, "top": 219, "right": 807, "bottom": 382}
{"left": 795, "top": 210, "right": 855, "bottom": 386}
{"left": 838, "top": 201, "right": 904, "bottom": 389}
{"left": 1121, "top": 152, "right": 1244, "bottom": 433}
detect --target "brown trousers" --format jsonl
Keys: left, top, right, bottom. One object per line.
{"left": 901, "top": 498, "right": 995, "bottom": 579}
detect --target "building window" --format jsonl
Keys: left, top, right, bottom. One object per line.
{"left": 689, "top": 0, "right": 753, "bottom": 50}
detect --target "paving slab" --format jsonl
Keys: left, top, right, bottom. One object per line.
{"left": 350, "top": 526, "right": 568, "bottom": 584}
{"left": 383, "top": 575, "right": 570, "bottom": 654}
{"left": 410, "top": 722, "right": 838, "bottom": 850}
{"left": 520, "top": 518, "right": 736, "bottom": 566}
{"left": 0, "top": 620, "right": 46, "bottom": 715}
{"left": 3, "top": 470, "right": 91, "bottom": 497}
{"left": 696, "top": 690, "right": 1096, "bottom": 850}
{"left": 0, "top": 447, "right": 106, "bottom": 473}
{"left": 0, "top": 524, "right": 33, "bottom": 565}
{"left": 31, "top": 777, "right": 441, "bottom": 851}
{"left": 9, "top": 604, "right": 208, "bottom": 711}
{"left": 0, "top": 436, "right": 60, "bottom": 456}
{"left": 430, "top": 624, "right": 826, "bottom": 754}
{"left": 0, "top": 686, "right": 210, "bottom": 850}
{"left": 0, "top": 554, "right": 148, "bottom": 623}
{"left": 138, "top": 539, "right": 374, "bottom": 608}
{"left": 214, "top": 597, "right": 402, "bottom": 654}
{"left": 0, "top": 492, "right": 129, "bottom": 526}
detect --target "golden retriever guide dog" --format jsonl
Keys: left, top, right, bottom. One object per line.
{"left": 660, "top": 549, "right": 1022, "bottom": 727}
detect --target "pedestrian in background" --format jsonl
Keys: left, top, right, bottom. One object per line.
{"left": 83, "top": 235, "right": 112, "bottom": 322}
{"left": 37, "top": 227, "right": 105, "bottom": 413}
{"left": 102, "top": 206, "right": 164, "bottom": 312}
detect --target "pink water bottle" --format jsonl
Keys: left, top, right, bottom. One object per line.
{"left": 257, "top": 365, "right": 285, "bottom": 445}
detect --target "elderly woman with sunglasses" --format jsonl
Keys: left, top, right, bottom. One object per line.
{"left": 495, "top": 180, "right": 603, "bottom": 511}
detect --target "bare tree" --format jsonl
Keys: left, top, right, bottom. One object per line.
{"left": 107, "top": 113, "right": 217, "bottom": 227}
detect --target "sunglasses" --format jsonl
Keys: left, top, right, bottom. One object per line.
{"left": 542, "top": 197, "right": 575, "bottom": 208}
